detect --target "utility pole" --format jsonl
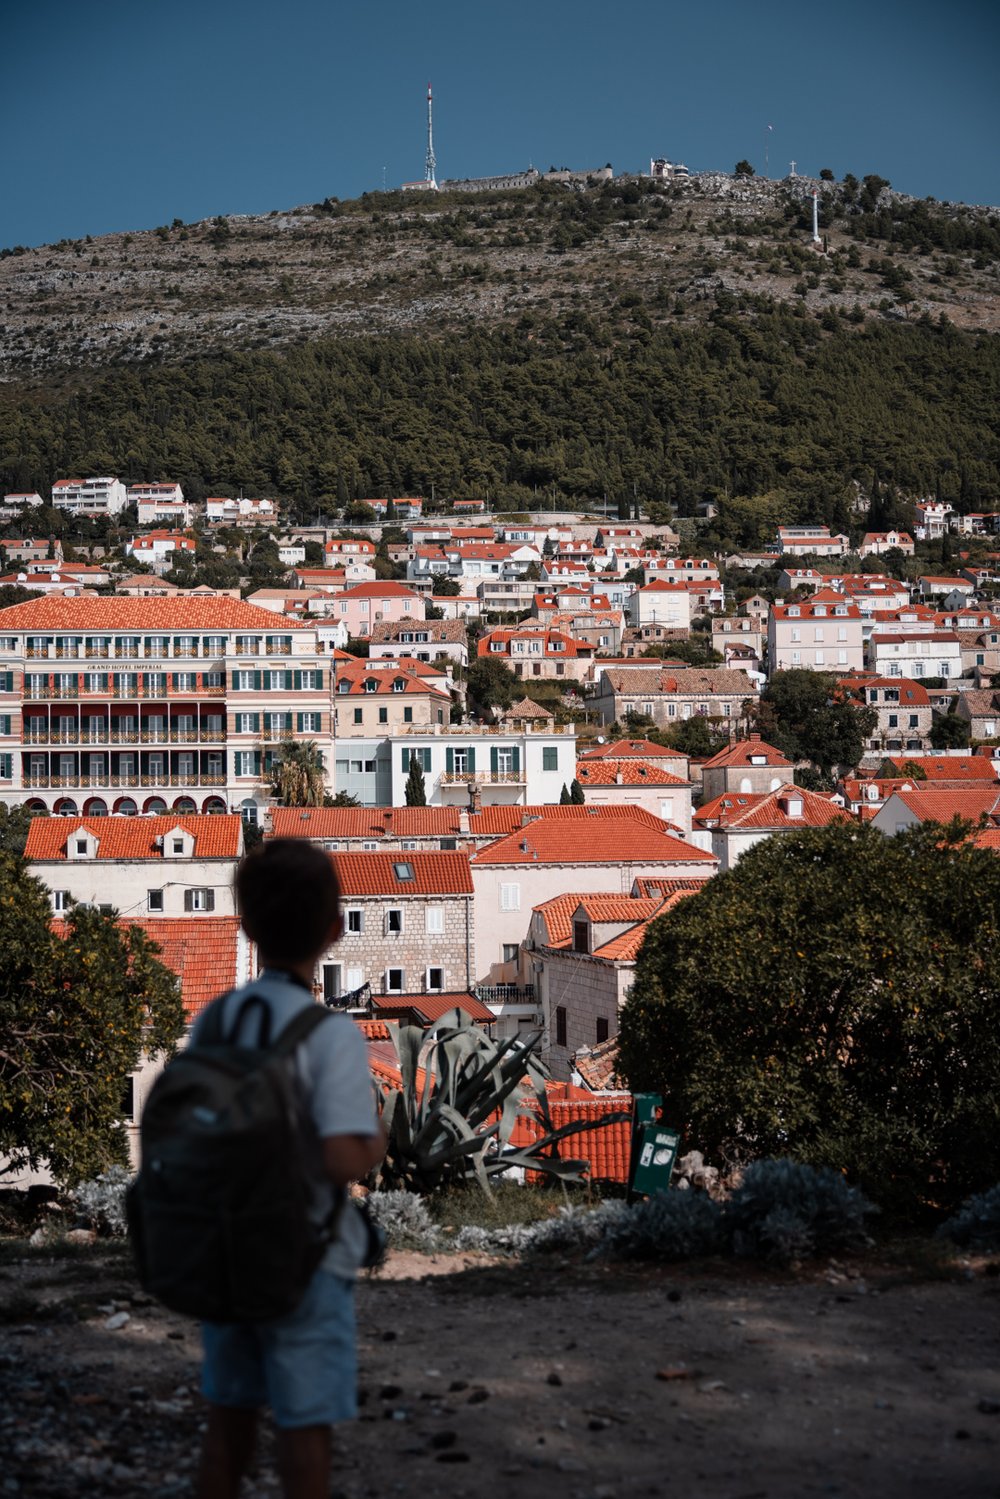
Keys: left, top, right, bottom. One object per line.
{"left": 425, "top": 83, "right": 437, "bottom": 188}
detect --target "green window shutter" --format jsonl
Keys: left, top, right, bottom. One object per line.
{"left": 293, "top": 669, "right": 302, "bottom": 691}
{"left": 232, "top": 670, "right": 240, "bottom": 690}
{"left": 0, "top": 672, "right": 12, "bottom": 691}
{"left": 511, "top": 746, "right": 520, "bottom": 773}
{"left": 401, "top": 748, "right": 410, "bottom": 770}
{"left": 490, "top": 746, "right": 498, "bottom": 774}
{"left": 296, "top": 713, "right": 304, "bottom": 732}
{"left": 0, "top": 715, "right": 9, "bottom": 734}
{"left": 0, "top": 754, "right": 10, "bottom": 778}
{"left": 171, "top": 673, "right": 179, "bottom": 689}
{"left": 284, "top": 670, "right": 294, "bottom": 690}
{"left": 467, "top": 747, "right": 476, "bottom": 772}
{"left": 254, "top": 670, "right": 262, "bottom": 691}
{"left": 446, "top": 747, "right": 454, "bottom": 774}
{"left": 252, "top": 712, "right": 261, "bottom": 732}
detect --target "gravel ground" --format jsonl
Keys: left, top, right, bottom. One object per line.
{"left": 1, "top": 1244, "right": 998, "bottom": 1499}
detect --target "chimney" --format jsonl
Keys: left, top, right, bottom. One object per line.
{"left": 468, "top": 784, "right": 482, "bottom": 815}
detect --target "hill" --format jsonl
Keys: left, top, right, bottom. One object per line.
{"left": 0, "top": 172, "right": 998, "bottom": 528}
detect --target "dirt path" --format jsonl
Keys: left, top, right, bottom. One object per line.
{"left": 1, "top": 1246, "right": 997, "bottom": 1498}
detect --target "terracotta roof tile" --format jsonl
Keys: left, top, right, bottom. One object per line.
{"left": 700, "top": 734, "right": 792, "bottom": 769}
{"left": 889, "top": 786, "right": 1000, "bottom": 823}
{"left": 26, "top": 814, "right": 243, "bottom": 862}
{"left": 0, "top": 596, "right": 308, "bottom": 630}
{"left": 271, "top": 807, "right": 463, "bottom": 839}
{"left": 575, "top": 759, "right": 689, "bottom": 787}
{"left": 577, "top": 739, "right": 685, "bottom": 762}
{"left": 53, "top": 915, "right": 243, "bottom": 1017}
{"left": 473, "top": 813, "right": 713, "bottom": 866}
{"left": 370, "top": 992, "right": 494, "bottom": 1024}
{"left": 333, "top": 851, "right": 474, "bottom": 896}
{"left": 886, "top": 756, "right": 998, "bottom": 781}
{"left": 695, "top": 785, "right": 848, "bottom": 831}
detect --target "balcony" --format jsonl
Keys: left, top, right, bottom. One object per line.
{"left": 474, "top": 984, "right": 536, "bottom": 1007}
{"left": 441, "top": 769, "right": 526, "bottom": 785}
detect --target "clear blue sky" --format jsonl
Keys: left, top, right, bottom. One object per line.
{"left": 4, "top": 0, "right": 998, "bottom": 248}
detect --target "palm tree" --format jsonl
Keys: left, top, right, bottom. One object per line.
{"left": 268, "top": 740, "right": 327, "bottom": 807}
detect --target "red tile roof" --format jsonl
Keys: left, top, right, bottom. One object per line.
{"left": 533, "top": 892, "right": 666, "bottom": 948}
{"left": 574, "top": 759, "right": 689, "bottom": 787}
{"left": 272, "top": 806, "right": 463, "bottom": 839}
{"left": 695, "top": 784, "right": 848, "bottom": 832}
{"left": 886, "top": 786, "right": 1000, "bottom": 824}
{"left": 26, "top": 814, "right": 243, "bottom": 862}
{"left": 370, "top": 992, "right": 494, "bottom": 1024}
{"left": 0, "top": 596, "right": 306, "bottom": 630}
{"left": 509, "top": 1099, "right": 633, "bottom": 1183}
{"left": 333, "top": 850, "right": 473, "bottom": 895}
{"left": 885, "top": 756, "right": 998, "bottom": 781}
{"left": 337, "top": 581, "right": 423, "bottom": 600}
{"left": 54, "top": 915, "right": 243, "bottom": 1017}
{"left": 700, "top": 734, "right": 792, "bottom": 769}
{"left": 472, "top": 813, "right": 713, "bottom": 866}
{"left": 577, "top": 739, "right": 684, "bottom": 762}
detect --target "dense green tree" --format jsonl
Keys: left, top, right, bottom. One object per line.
{"left": 268, "top": 740, "right": 327, "bottom": 806}
{"left": 617, "top": 822, "right": 1000, "bottom": 1215}
{"left": 734, "top": 160, "right": 755, "bottom": 177}
{"left": 930, "top": 713, "right": 971, "bottom": 750}
{"left": 761, "top": 670, "right": 875, "bottom": 775}
{"left": 466, "top": 657, "right": 517, "bottom": 712}
{"left": 663, "top": 714, "right": 731, "bottom": 758}
{"left": 0, "top": 803, "right": 45, "bottom": 858}
{"left": 559, "top": 783, "right": 572, "bottom": 805}
{"left": 432, "top": 576, "right": 461, "bottom": 596}
{"left": 569, "top": 778, "right": 586, "bottom": 804}
{"left": 0, "top": 855, "right": 183, "bottom": 1184}
{"left": 404, "top": 758, "right": 427, "bottom": 806}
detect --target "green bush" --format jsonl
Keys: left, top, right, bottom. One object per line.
{"left": 617, "top": 822, "right": 1000, "bottom": 1217}
{"left": 937, "top": 1184, "right": 1000, "bottom": 1252}
{"left": 725, "top": 1160, "right": 875, "bottom": 1265}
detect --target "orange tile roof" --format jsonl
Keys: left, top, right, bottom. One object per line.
{"left": 337, "top": 581, "right": 423, "bottom": 600}
{"left": 533, "top": 892, "right": 666, "bottom": 947}
{"left": 26, "top": 814, "right": 243, "bottom": 861}
{"left": 886, "top": 756, "right": 998, "bottom": 781}
{"left": 54, "top": 915, "right": 243, "bottom": 1017}
{"left": 700, "top": 734, "right": 792, "bottom": 769}
{"left": 510, "top": 1099, "right": 633, "bottom": 1183}
{"left": 353, "top": 1017, "right": 392, "bottom": 1040}
{"left": 575, "top": 759, "right": 689, "bottom": 787}
{"left": 888, "top": 786, "right": 1000, "bottom": 824}
{"left": 271, "top": 806, "right": 463, "bottom": 839}
{"left": 333, "top": 850, "right": 473, "bottom": 895}
{"left": 0, "top": 596, "right": 307, "bottom": 630}
{"left": 577, "top": 739, "right": 684, "bottom": 762}
{"left": 467, "top": 804, "right": 671, "bottom": 837}
{"left": 370, "top": 992, "right": 494, "bottom": 1024}
{"left": 471, "top": 814, "right": 713, "bottom": 866}
{"left": 695, "top": 785, "right": 848, "bottom": 831}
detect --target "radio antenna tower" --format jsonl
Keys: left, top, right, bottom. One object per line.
{"left": 425, "top": 82, "right": 438, "bottom": 188}
{"left": 812, "top": 188, "right": 822, "bottom": 245}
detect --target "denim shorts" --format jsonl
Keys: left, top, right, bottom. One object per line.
{"left": 201, "top": 1269, "right": 357, "bottom": 1428}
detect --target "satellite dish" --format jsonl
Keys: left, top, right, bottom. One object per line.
{"left": 596, "top": 736, "right": 606, "bottom": 744}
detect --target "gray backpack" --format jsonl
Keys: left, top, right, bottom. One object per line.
{"left": 127, "top": 994, "right": 340, "bottom": 1322}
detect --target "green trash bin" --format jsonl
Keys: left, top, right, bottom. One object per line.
{"left": 628, "top": 1093, "right": 680, "bottom": 1200}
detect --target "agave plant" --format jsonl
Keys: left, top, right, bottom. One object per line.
{"left": 374, "top": 1008, "right": 627, "bottom": 1195}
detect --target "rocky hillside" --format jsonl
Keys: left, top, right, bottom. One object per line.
{"left": 2, "top": 172, "right": 998, "bottom": 378}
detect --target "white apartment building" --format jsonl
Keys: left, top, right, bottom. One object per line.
{"left": 51, "top": 477, "right": 128, "bottom": 516}
{"left": 867, "top": 631, "right": 963, "bottom": 680}
{"left": 0, "top": 596, "right": 335, "bottom": 821}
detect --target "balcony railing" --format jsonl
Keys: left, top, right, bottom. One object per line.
{"left": 474, "top": 984, "right": 536, "bottom": 1007}
{"left": 23, "top": 773, "right": 228, "bottom": 790}
{"left": 441, "top": 769, "right": 526, "bottom": 784}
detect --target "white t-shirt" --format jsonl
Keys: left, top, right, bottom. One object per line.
{"left": 189, "top": 970, "right": 380, "bottom": 1278}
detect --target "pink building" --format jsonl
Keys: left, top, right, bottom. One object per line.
{"left": 328, "top": 581, "right": 425, "bottom": 637}
{"left": 767, "top": 588, "right": 864, "bottom": 674}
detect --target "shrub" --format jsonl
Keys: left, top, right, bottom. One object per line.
{"left": 618, "top": 823, "right": 1000, "bottom": 1216}
{"left": 72, "top": 1166, "right": 132, "bottom": 1237}
{"left": 725, "top": 1160, "right": 875, "bottom": 1266}
{"left": 937, "top": 1183, "right": 1000, "bottom": 1252}
{"left": 599, "top": 1191, "right": 723, "bottom": 1262}
{"left": 366, "top": 1190, "right": 440, "bottom": 1252}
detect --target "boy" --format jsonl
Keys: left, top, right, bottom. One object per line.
{"left": 192, "top": 838, "right": 385, "bottom": 1499}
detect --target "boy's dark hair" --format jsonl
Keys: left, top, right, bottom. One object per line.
{"left": 235, "top": 839, "right": 341, "bottom": 966}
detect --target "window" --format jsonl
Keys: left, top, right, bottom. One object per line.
{"left": 184, "top": 888, "right": 215, "bottom": 912}
{"left": 322, "top": 964, "right": 342, "bottom": 1003}
{"left": 386, "top": 908, "right": 403, "bottom": 934}
{"left": 573, "top": 920, "right": 589, "bottom": 953}
{"left": 542, "top": 746, "right": 558, "bottom": 772}
{"left": 555, "top": 1007, "right": 567, "bottom": 1048}
{"left": 378, "top": 706, "right": 388, "bottom": 724}
{"left": 346, "top": 908, "right": 364, "bottom": 934}
{"left": 52, "top": 890, "right": 70, "bottom": 913}
{"left": 353, "top": 708, "right": 363, "bottom": 725}
{"left": 596, "top": 1017, "right": 610, "bottom": 1044}
{"left": 425, "top": 967, "right": 444, "bottom": 993}
{"left": 500, "top": 883, "right": 520, "bottom": 911}
{"left": 393, "top": 862, "right": 414, "bottom": 882}
{"left": 385, "top": 968, "right": 404, "bottom": 993}
{"left": 426, "top": 907, "right": 444, "bottom": 935}
{"left": 148, "top": 889, "right": 164, "bottom": 912}
{"left": 403, "top": 706, "right": 413, "bottom": 723}
{"left": 76, "top": 839, "right": 88, "bottom": 856}
{"left": 888, "top": 714, "right": 898, "bottom": 728}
